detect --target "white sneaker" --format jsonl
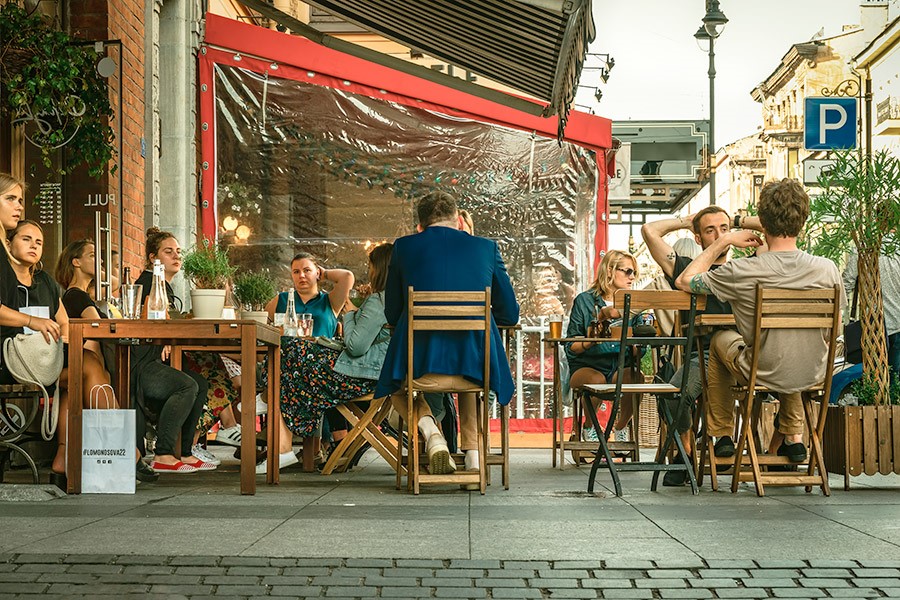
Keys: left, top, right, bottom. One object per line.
{"left": 215, "top": 425, "right": 242, "bottom": 447}
{"left": 614, "top": 428, "right": 630, "bottom": 442}
{"left": 426, "top": 432, "right": 455, "bottom": 474}
{"left": 234, "top": 394, "right": 268, "bottom": 415}
{"left": 191, "top": 444, "right": 221, "bottom": 465}
{"left": 256, "top": 450, "right": 299, "bottom": 474}
{"left": 582, "top": 426, "right": 600, "bottom": 442}
{"left": 464, "top": 449, "right": 480, "bottom": 471}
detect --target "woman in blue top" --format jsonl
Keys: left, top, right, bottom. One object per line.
{"left": 566, "top": 249, "right": 641, "bottom": 436}
{"left": 258, "top": 244, "right": 390, "bottom": 473}
{"left": 265, "top": 252, "right": 354, "bottom": 337}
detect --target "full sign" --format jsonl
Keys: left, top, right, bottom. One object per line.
{"left": 804, "top": 97, "right": 857, "bottom": 150}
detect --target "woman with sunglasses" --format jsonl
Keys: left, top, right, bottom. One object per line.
{"left": 565, "top": 249, "right": 642, "bottom": 439}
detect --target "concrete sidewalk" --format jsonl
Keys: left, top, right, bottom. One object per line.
{"left": 1, "top": 448, "right": 899, "bottom": 598}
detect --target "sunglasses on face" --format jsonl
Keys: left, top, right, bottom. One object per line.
{"left": 615, "top": 268, "right": 636, "bottom": 277}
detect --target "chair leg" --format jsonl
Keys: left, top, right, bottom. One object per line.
{"left": 501, "top": 403, "right": 510, "bottom": 490}
{"left": 804, "top": 399, "right": 830, "bottom": 496}
{"left": 395, "top": 410, "right": 404, "bottom": 491}
{"left": 478, "top": 394, "right": 487, "bottom": 495}
{"left": 584, "top": 391, "right": 622, "bottom": 496}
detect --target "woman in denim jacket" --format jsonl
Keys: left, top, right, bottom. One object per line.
{"left": 258, "top": 243, "right": 393, "bottom": 473}
{"left": 566, "top": 249, "right": 642, "bottom": 439}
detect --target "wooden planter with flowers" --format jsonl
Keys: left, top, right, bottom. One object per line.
{"left": 812, "top": 149, "right": 900, "bottom": 489}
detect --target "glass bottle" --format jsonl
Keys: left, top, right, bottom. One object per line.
{"left": 147, "top": 259, "right": 168, "bottom": 320}
{"left": 283, "top": 290, "right": 299, "bottom": 336}
{"left": 122, "top": 266, "right": 131, "bottom": 287}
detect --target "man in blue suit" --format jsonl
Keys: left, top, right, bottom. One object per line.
{"left": 375, "top": 192, "right": 519, "bottom": 475}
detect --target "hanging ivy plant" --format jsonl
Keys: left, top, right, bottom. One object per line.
{"left": 0, "top": 4, "right": 116, "bottom": 178}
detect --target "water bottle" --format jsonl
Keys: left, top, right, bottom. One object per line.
{"left": 283, "top": 290, "right": 299, "bottom": 337}
{"left": 147, "top": 259, "right": 168, "bottom": 320}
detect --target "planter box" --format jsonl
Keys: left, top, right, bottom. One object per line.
{"left": 822, "top": 404, "right": 900, "bottom": 489}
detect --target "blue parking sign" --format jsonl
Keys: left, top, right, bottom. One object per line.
{"left": 805, "top": 97, "right": 857, "bottom": 150}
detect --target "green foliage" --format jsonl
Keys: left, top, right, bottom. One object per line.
{"left": 233, "top": 272, "right": 276, "bottom": 311}
{"left": 0, "top": 4, "right": 116, "bottom": 178}
{"left": 849, "top": 372, "right": 900, "bottom": 406}
{"left": 181, "top": 240, "right": 237, "bottom": 289}
{"left": 810, "top": 149, "right": 900, "bottom": 263}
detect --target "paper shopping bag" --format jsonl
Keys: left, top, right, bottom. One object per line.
{"left": 81, "top": 384, "right": 135, "bottom": 494}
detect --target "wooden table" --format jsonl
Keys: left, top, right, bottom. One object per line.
{"left": 66, "top": 319, "right": 282, "bottom": 495}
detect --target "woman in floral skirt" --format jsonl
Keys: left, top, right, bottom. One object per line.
{"left": 258, "top": 243, "right": 393, "bottom": 473}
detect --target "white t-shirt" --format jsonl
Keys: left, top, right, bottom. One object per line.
{"left": 699, "top": 250, "right": 845, "bottom": 392}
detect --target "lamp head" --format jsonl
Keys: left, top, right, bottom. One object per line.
{"left": 702, "top": 0, "right": 728, "bottom": 38}
{"left": 594, "top": 88, "right": 603, "bottom": 102}
{"left": 600, "top": 67, "right": 610, "bottom": 84}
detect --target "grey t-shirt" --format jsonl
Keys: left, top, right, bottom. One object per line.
{"left": 699, "top": 250, "right": 845, "bottom": 393}
{"left": 842, "top": 251, "right": 900, "bottom": 336}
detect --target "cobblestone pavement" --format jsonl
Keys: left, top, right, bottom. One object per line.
{"left": 2, "top": 554, "right": 900, "bottom": 599}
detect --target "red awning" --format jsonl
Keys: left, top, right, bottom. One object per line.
{"left": 200, "top": 13, "right": 611, "bottom": 256}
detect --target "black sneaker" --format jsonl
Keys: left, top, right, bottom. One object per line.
{"left": 136, "top": 459, "right": 160, "bottom": 483}
{"left": 663, "top": 454, "right": 692, "bottom": 487}
{"left": 777, "top": 441, "right": 807, "bottom": 463}
{"left": 714, "top": 436, "right": 736, "bottom": 458}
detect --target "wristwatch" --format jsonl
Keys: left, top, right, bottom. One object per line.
{"left": 733, "top": 214, "right": 742, "bottom": 229}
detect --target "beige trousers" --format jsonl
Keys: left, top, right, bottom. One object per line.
{"left": 389, "top": 374, "right": 479, "bottom": 451}
{"left": 706, "top": 330, "right": 804, "bottom": 437}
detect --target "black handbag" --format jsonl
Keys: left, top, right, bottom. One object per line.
{"left": 845, "top": 283, "right": 862, "bottom": 364}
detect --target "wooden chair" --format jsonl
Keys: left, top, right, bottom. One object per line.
{"left": 581, "top": 289, "right": 706, "bottom": 497}
{"left": 396, "top": 287, "right": 493, "bottom": 495}
{"left": 319, "top": 393, "right": 405, "bottom": 476}
{"left": 729, "top": 285, "right": 841, "bottom": 497}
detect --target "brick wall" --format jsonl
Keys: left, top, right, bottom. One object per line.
{"left": 68, "top": 0, "right": 145, "bottom": 273}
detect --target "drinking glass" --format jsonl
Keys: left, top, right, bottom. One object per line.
{"left": 121, "top": 284, "right": 144, "bottom": 319}
{"left": 548, "top": 314, "right": 563, "bottom": 339}
{"left": 299, "top": 313, "right": 314, "bottom": 337}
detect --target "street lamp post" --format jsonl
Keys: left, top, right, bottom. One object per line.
{"left": 695, "top": 0, "right": 728, "bottom": 206}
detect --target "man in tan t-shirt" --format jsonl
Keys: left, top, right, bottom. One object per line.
{"left": 675, "top": 178, "right": 844, "bottom": 463}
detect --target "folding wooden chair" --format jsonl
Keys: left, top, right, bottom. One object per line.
{"left": 729, "top": 285, "right": 841, "bottom": 496}
{"left": 581, "top": 289, "right": 706, "bottom": 497}
{"left": 395, "top": 287, "right": 493, "bottom": 495}
{"left": 319, "top": 393, "right": 405, "bottom": 476}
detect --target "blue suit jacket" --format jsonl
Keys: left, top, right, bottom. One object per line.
{"left": 373, "top": 226, "right": 520, "bottom": 404}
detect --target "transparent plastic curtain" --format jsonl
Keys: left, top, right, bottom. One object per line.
{"left": 214, "top": 64, "right": 598, "bottom": 418}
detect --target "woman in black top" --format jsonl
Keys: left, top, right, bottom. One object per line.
{"left": 11, "top": 224, "right": 114, "bottom": 483}
{"left": 0, "top": 175, "right": 61, "bottom": 366}
{"left": 58, "top": 239, "right": 213, "bottom": 474}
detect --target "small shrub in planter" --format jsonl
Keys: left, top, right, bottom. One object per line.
{"left": 181, "top": 240, "right": 236, "bottom": 290}
{"left": 233, "top": 272, "right": 276, "bottom": 312}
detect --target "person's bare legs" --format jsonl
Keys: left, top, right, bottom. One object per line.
{"left": 53, "top": 350, "right": 116, "bottom": 474}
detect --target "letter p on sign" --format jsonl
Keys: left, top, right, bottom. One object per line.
{"left": 804, "top": 97, "right": 857, "bottom": 150}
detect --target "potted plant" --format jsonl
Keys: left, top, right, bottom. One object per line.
{"left": 181, "top": 239, "right": 237, "bottom": 319}
{"left": 811, "top": 148, "right": 900, "bottom": 488}
{"left": 0, "top": 4, "right": 116, "bottom": 177}
{"left": 233, "top": 272, "right": 276, "bottom": 324}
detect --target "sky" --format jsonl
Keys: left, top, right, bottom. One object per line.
{"left": 582, "top": 0, "right": 866, "bottom": 249}
{"left": 581, "top": 0, "right": 864, "bottom": 148}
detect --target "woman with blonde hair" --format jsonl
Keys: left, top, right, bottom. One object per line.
{"left": 565, "top": 249, "right": 641, "bottom": 438}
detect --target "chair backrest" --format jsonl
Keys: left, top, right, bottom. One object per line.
{"left": 406, "top": 287, "right": 491, "bottom": 396}
{"left": 745, "top": 285, "right": 842, "bottom": 394}
{"left": 613, "top": 289, "right": 707, "bottom": 312}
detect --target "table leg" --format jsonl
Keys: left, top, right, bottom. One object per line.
{"left": 240, "top": 326, "right": 256, "bottom": 495}
{"left": 267, "top": 345, "right": 280, "bottom": 485}
{"left": 66, "top": 325, "right": 84, "bottom": 494}
{"left": 551, "top": 341, "right": 563, "bottom": 469}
